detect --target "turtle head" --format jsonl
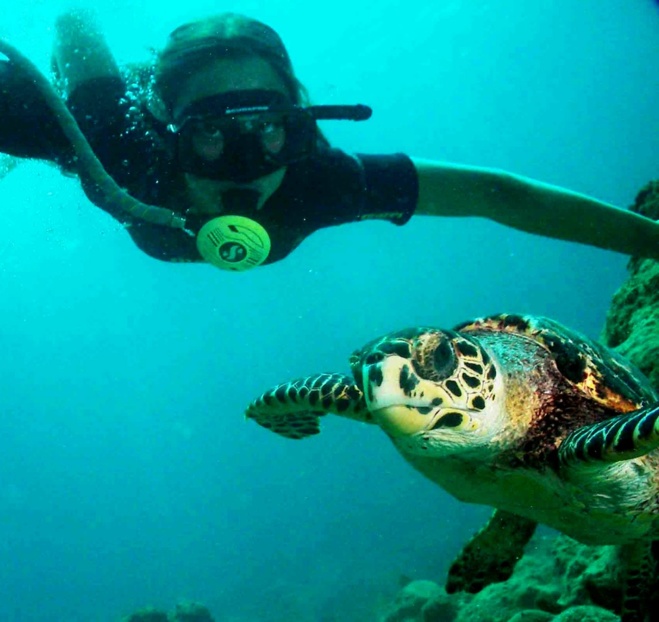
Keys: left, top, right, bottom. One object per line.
{"left": 350, "top": 327, "right": 505, "bottom": 456}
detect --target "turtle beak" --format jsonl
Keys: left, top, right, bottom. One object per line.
{"left": 362, "top": 356, "right": 434, "bottom": 437}
{"left": 372, "top": 404, "right": 432, "bottom": 437}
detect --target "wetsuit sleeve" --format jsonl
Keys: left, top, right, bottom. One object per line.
{"left": 66, "top": 75, "right": 166, "bottom": 206}
{"left": 0, "top": 59, "right": 74, "bottom": 165}
{"left": 282, "top": 149, "right": 419, "bottom": 229}
{"left": 0, "top": 61, "right": 165, "bottom": 208}
{"left": 66, "top": 75, "right": 128, "bottom": 151}
{"left": 356, "top": 153, "right": 418, "bottom": 225}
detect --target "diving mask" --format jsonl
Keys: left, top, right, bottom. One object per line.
{"left": 170, "top": 89, "right": 372, "bottom": 183}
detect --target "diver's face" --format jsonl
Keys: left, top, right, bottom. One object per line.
{"left": 173, "top": 57, "right": 291, "bottom": 207}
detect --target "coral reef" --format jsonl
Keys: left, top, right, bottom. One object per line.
{"left": 602, "top": 180, "right": 659, "bottom": 387}
{"left": 171, "top": 602, "right": 214, "bottom": 622}
{"left": 121, "top": 602, "right": 214, "bottom": 622}
{"left": 379, "top": 535, "right": 621, "bottom": 622}
{"left": 122, "top": 607, "right": 169, "bottom": 622}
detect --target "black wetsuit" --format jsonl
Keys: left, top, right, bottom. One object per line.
{"left": 0, "top": 63, "right": 419, "bottom": 265}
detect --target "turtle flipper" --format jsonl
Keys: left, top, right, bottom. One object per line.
{"left": 245, "top": 373, "right": 370, "bottom": 440}
{"left": 446, "top": 510, "right": 537, "bottom": 594}
{"left": 558, "top": 402, "right": 659, "bottom": 466}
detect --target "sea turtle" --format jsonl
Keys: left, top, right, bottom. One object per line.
{"left": 245, "top": 313, "right": 659, "bottom": 622}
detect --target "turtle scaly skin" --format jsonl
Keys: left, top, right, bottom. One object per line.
{"left": 245, "top": 314, "right": 659, "bottom": 622}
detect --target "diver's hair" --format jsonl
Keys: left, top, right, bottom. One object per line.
{"left": 153, "top": 13, "right": 310, "bottom": 118}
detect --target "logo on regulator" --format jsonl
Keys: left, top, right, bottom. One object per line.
{"left": 196, "top": 215, "right": 272, "bottom": 271}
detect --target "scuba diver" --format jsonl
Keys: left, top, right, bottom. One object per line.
{"left": 0, "top": 10, "right": 657, "bottom": 271}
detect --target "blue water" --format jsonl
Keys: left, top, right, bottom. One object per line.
{"left": 1, "top": 1, "right": 658, "bottom": 620}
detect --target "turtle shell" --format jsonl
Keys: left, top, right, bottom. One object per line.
{"left": 454, "top": 313, "right": 657, "bottom": 412}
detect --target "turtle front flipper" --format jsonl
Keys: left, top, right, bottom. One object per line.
{"left": 245, "top": 373, "right": 370, "bottom": 439}
{"left": 558, "top": 402, "right": 659, "bottom": 466}
{"left": 446, "top": 509, "right": 537, "bottom": 594}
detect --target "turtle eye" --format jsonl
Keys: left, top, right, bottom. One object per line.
{"left": 412, "top": 334, "right": 458, "bottom": 382}
{"left": 433, "top": 338, "right": 456, "bottom": 377}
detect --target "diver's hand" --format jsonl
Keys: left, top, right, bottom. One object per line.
{"left": 52, "top": 8, "right": 120, "bottom": 98}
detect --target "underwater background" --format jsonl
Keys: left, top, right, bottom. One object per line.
{"left": 1, "top": 1, "right": 658, "bottom": 620}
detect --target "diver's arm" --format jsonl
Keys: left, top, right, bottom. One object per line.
{"left": 52, "top": 9, "right": 121, "bottom": 97}
{"left": 0, "top": 54, "right": 73, "bottom": 164}
{"left": 412, "top": 158, "right": 659, "bottom": 260}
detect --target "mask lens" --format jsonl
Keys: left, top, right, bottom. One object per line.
{"left": 233, "top": 113, "right": 287, "bottom": 157}
{"left": 188, "top": 119, "right": 226, "bottom": 161}
{"left": 172, "top": 92, "right": 319, "bottom": 181}
{"left": 183, "top": 113, "right": 287, "bottom": 163}
{"left": 257, "top": 118, "right": 286, "bottom": 156}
